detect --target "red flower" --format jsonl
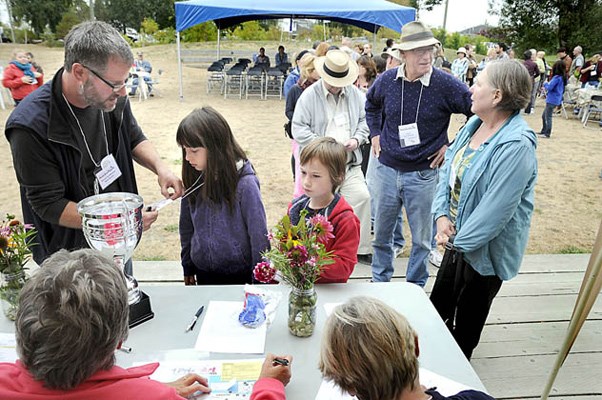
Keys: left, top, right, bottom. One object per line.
{"left": 308, "top": 214, "right": 334, "bottom": 244}
{"left": 253, "top": 261, "right": 276, "bottom": 283}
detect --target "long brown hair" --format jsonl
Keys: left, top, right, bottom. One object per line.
{"left": 176, "top": 107, "right": 247, "bottom": 211}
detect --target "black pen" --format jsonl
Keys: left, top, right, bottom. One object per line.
{"left": 272, "top": 357, "right": 289, "bottom": 366}
{"left": 185, "top": 305, "right": 205, "bottom": 332}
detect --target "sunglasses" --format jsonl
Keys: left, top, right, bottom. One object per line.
{"left": 82, "top": 64, "right": 127, "bottom": 92}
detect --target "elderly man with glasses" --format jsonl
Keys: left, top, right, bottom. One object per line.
{"left": 365, "top": 21, "right": 472, "bottom": 288}
{"left": 4, "top": 21, "right": 182, "bottom": 269}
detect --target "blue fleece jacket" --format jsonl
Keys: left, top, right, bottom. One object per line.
{"left": 543, "top": 75, "right": 564, "bottom": 106}
{"left": 179, "top": 160, "right": 269, "bottom": 278}
{"left": 365, "top": 67, "right": 472, "bottom": 172}
{"left": 432, "top": 113, "right": 538, "bottom": 280}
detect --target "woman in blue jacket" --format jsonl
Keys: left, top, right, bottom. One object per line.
{"left": 430, "top": 60, "right": 538, "bottom": 360}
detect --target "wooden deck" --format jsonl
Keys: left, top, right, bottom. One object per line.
{"left": 134, "top": 253, "right": 600, "bottom": 399}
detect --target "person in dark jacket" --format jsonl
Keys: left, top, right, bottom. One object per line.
{"left": 4, "top": 21, "right": 182, "bottom": 266}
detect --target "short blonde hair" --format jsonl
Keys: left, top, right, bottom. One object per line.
{"left": 319, "top": 297, "right": 419, "bottom": 400}
{"left": 300, "top": 137, "right": 346, "bottom": 193}
{"left": 299, "top": 53, "right": 317, "bottom": 81}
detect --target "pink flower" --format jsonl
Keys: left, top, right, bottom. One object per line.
{"left": 287, "top": 245, "right": 309, "bottom": 265}
{"left": 267, "top": 231, "right": 274, "bottom": 241}
{"left": 253, "top": 261, "right": 276, "bottom": 283}
{"left": 308, "top": 214, "right": 334, "bottom": 244}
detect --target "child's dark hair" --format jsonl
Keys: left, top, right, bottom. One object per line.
{"left": 176, "top": 107, "right": 247, "bottom": 210}
{"left": 300, "top": 137, "right": 346, "bottom": 193}
{"left": 551, "top": 60, "right": 567, "bottom": 86}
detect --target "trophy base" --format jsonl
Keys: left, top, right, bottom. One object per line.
{"left": 128, "top": 290, "right": 154, "bottom": 328}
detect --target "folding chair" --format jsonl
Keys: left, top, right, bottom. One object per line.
{"left": 582, "top": 95, "right": 602, "bottom": 128}
{"left": 207, "top": 61, "right": 225, "bottom": 94}
{"left": 560, "top": 90, "right": 577, "bottom": 119}
{"left": 245, "top": 66, "right": 265, "bottom": 99}
{"left": 224, "top": 64, "right": 246, "bottom": 99}
{"left": 264, "top": 68, "right": 284, "bottom": 100}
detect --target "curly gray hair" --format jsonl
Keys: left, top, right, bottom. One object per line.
{"left": 15, "top": 249, "right": 129, "bottom": 390}
{"left": 64, "top": 21, "right": 133, "bottom": 73}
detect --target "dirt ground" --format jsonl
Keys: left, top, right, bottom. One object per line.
{"left": 1, "top": 42, "right": 601, "bottom": 262}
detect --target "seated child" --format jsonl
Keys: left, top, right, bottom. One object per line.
{"left": 289, "top": 137, "right": 360, "bottom": 283}
{"left": 177, "top": 107, "right": 270, "bottom": 285}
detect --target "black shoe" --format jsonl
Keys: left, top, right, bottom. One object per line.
{"left": 537, "top": 132, "right": 550, "bottom": 138}
{"left": 357, "top": 254, "right": 372, "bottom": 265}
{"left": 128, "top": 92, "right": 136, "bottom": 96}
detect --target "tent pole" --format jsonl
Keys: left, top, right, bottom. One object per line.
{"left": 177, "top": 31, "right": 184, "bottom": 102}
{"left": 217, "top": 28, "right": 221, "bottom": 60}
{"left": 373, "top": 25, "right": 377, "bottom": 50}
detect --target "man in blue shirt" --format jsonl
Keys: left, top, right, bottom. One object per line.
{"left": 365, "top": 21, "right": 472, "bottom": 287}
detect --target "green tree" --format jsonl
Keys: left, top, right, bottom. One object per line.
{"left": 495, "top": 0, "right": 601, "bottom": 54}
{"left": 94, "top": 0, "right": 175, "bottom": 31}
{"left": 55, "top": 11, "right": 82, "bottom": 39}
{"left": 10, "top": 0, "right": 72, "bottom": 35}
{"left": 232, "top": 21, "right": 267, "bottom": 40}
{"left": 181, "top": 21, "right": 217, "bottom": 42}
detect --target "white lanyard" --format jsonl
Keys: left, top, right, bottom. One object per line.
{"left": 400, "top": 78, "right": 424, "bottom": 125}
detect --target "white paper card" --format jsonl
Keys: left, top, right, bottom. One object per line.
{"left": 95, "top": 154, "right": 122, "bottom": 190}
{"left": 398, "top": 123, "right": 421, "bottom": 147}
{"left": 195, "top": 301, "right": 267, "bottom": 354}
{"left": 0, "top": 333, "right": 18, "bottom": 362}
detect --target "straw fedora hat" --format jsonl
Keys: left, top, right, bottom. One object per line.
{"left": 314, "top": 49, "right": 359, "bottom": 87}
{"left": 397, "top": 21, "right": 440, "bottom": 51}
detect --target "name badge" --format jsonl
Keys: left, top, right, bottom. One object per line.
{"left": 591, "top": 69, "right": 597, "bottom": 76}
{"left": 334, "top": 113, "right": 349, "bottom": 127}
{"left": 94, "top": 154, "right": 122, "bottom": 190}
{"left": 398, "top": 123, "right": 421, "bottom": 148}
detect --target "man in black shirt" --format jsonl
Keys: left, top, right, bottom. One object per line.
{"left": 5, "top": 21, "right": 182, "bottom": 265}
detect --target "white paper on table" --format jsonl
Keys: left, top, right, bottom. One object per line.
{"left": 315, "top": 379, "right": 357, "bottom": 400}
{"left": 195, "top": 301, "right": 267, "bottom": 354}
{"left": 136, "top": 358, "right": 263, "bottom": 400}
{"left": 323, "top": 302, "right": 342, "bottom": 316}
{"left": 314, "top": 367, "right": 476, "bottom": 399}
{"left": 419, "top": 367, "right": 475, "bottom": 396}
{"left": 0, "top": 333, "right": 18, "bottom": 362}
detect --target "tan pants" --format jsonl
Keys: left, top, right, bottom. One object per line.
{"left": 339, "top": 165, "right": 372, "bottom": 255}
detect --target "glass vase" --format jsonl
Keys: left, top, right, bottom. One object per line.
{"left": 288, "top": 286, "right": 317, "bottom": 337}
{"left": 0, "top": 269, "right": 27, "bottom": 321}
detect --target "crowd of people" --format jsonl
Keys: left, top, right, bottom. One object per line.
{"left": 9, "top": 17, "right": 602, "bottom": 399}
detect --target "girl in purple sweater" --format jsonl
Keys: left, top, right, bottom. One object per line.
{"left": 177, "top": 107, "right": 269, "bottom": 285}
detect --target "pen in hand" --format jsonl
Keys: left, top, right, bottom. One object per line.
{"left": 272, "top": 357, "right": 289, "bottom": 366}
{"left": 185, "top": 305, "right": 205, "bottom": 333}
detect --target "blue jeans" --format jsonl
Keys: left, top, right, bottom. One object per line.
{"left": 541, "top": 103, "right": 555, "bottom": 136}
{"left": 367, "top": 153, "right": 405, "bottom": 249}
{"left": 371, "top": 158, "right": 438, "bottom": 286}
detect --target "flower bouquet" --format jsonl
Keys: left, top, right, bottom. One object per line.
{"left": 0, "top": 214, "right": 36, "bottom": 320}
{"left": 253, "top": 211, "right": 334, "bottom": 337}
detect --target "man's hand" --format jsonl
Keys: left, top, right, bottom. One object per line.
{"left": 344, "top": 138, "right": 359, "bottom": 152}
{"left": 142, "top": 210, "right": 159, "bottom": 231}
{"left": 157, "top": 168, "right": 184, "bottom": 200}
{"left": 165, "top": 373, "right": 210, "bottom": 398}
{"left": 428, "top": 144, "right": 448, "bottom": 169}
{"left": 435, "top": 216, "right": 456, "bottom": 246}
{"left": 184, "top": 275, "right": 196, "bottom": 286}
{"left": 371, "top": 135, "right": 381, "bottom": 158}
{"left": 259, "top": 354, "right": 292, "bottom": 386}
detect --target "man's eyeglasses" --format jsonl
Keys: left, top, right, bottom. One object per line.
{"left": 410, "top": 46, "right": 435, "bottom": 56}
{"left": 82, "top": 65, "right": 127, "bottom": 92}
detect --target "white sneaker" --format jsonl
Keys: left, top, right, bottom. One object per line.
{"left": 428, "top": 249, "right": 443, "bottom": 268}
{"left": 393, "top": 246, "right": 403, "bottom": 258}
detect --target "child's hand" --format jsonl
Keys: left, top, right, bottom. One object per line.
{"left": 184, "top": 275, "right": 196, "bottom": 285}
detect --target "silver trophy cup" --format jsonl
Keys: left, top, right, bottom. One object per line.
{"left": 77, "top": 192, "right": 143, "bottom": 304}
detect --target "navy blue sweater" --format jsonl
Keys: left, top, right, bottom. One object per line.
{"left": 366, "top": 67, "right": 472, "bottom": 171}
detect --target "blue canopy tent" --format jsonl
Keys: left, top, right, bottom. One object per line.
{"left": 174, "top": 0, "right": 416, "bottom": 99}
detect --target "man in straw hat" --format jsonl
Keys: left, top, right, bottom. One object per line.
{"left": 365, "top": 21, "right": 472, "bottom": 287}
{"left": 292, "top": 49, "right": 372, "bottom": 265}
